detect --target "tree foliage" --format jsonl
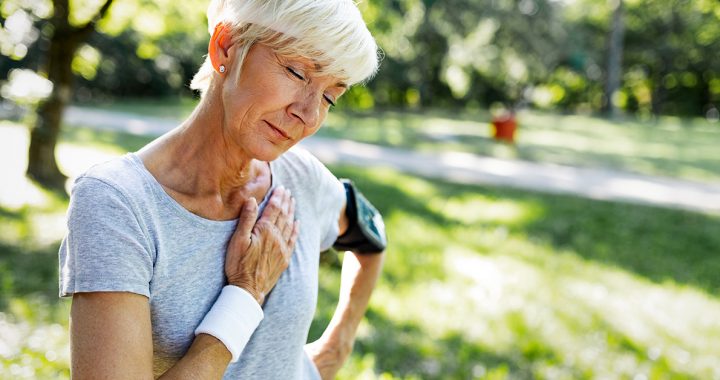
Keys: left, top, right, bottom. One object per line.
{"left": 2, "top": 0, "right": 719, "bottom": 117}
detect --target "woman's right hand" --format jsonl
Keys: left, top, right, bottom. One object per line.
{"left": 225, "top": 186, "right": 299, "bottom": 304}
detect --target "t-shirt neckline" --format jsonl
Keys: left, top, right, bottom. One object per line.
{"left": 126, "top": 152, "right": 275, "bottom": 230}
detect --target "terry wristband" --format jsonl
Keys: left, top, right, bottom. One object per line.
{"left": 194, "top": 285, "right": 264, "bottom": 363}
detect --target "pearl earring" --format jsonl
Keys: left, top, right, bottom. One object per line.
{"left": 219, "top": 65, "right": 226, "bottom": 73}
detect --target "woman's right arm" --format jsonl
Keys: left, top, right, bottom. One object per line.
{"left": 69, "top": 187, "right": 298, "bottom": 379}
{"left": 71, "top": 292, "right": 233, "bottom": 379}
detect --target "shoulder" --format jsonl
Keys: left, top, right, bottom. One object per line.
{"left": 69, "top": 154, "right": 156, "bottom": 221}
{"left": 78, "top": 154, "right": 143, "bottom": 189}
{"left": 65, "top": 155, "right": 157, "bottom": 259}
{"left": 273, "top": 146, "right": 333, "bottom": 187}
{"left": 275, "top": 146, "right": 325, "bottom": 173}
{"left": 274, "top": 144, "right": 344, "bottom": 206}
{"left": 72, "top": 154, "right": 151, "bottom": 203}
{"left": 275, "top": 146, "right": 340, "bottom": 187}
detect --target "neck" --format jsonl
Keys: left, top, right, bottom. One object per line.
{"left": 139, "top": 94, "right": 264, "bottom": 202}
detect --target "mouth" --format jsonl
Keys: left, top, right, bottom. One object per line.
{"left": 264, "top": 120, "right": 291, "bottom": 140}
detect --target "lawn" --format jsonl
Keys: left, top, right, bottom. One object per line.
{"left": 78, "top": 98, "right": 720, "bottom": 183}
{"left": 1, "top": 120, "right": 720, "bottom": 379}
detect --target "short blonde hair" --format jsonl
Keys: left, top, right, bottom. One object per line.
{"left": 190, "top": 0, "right": 380, "bottom": 95}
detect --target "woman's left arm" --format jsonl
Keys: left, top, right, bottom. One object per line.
{"left": 306, "top": 248, "right": 384, "bottom": 380}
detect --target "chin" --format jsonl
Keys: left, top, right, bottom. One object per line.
{"left": 252, "top": 142, "right": 292, "bottom": 162}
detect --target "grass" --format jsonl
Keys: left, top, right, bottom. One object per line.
{"left": 321, "top": 110, "right": 720, "bottom": 184}
{"left": 318, "top": 166, "right": 720, "bottom": 380}
{"left": 2, "top": 120, "right": 720, "bottom": 379}
{"left": 77, "top": 96, "right": 199, "bottom": 120}
{"left": 76, "top": 98, "right": 720, "bottom": 183}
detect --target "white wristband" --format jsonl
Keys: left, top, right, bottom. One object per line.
{"left": 194, "top": 285, "right": 264, "bottom": 363}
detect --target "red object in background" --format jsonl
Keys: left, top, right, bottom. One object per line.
{"left": 491, "top": 114, "right": 517, "bottom": 143}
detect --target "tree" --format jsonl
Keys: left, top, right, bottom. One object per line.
{"left": 620, "top": 0, "right": 720, "bottom": 116}
{"left": 26, "top": 0, "right": 114, "bottom": 189}
{"left": 11, "top": 0, "right": 208, "bottom": 190}
{"left": 603, "top": 0, "right": 624, "bottom": 117}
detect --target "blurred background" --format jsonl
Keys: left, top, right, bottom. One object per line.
{"left": 1, "top": 0, "right": 719, "bottom": 379}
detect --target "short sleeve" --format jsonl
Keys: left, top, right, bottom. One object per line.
{"left": 314, "top": 163, "right": 346, "bottom": 251}
{"left": 59, "top": 177, "right": 154, "bottom": 298}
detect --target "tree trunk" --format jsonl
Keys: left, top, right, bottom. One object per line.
{"left": 650, "top": 73, "right": 665, "bottom": 117}
{"left": 418, "top": 7, "right": 433, "bottom": 108}
{"left": 26, "top": 0, "right": 114, "bottom": 190}
{"left": 603, "top": 0, "right": 624, "bottom": 118}
{"left": 27, "top": 27, "right": 79, "bottom": 189}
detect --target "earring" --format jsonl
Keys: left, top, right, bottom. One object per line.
{"left": 219, "top": 64, "right": 226, "bottom": 73}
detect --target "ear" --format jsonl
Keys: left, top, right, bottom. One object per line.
{"left": 209, "top": 23, "right": 234, "bottom": 73}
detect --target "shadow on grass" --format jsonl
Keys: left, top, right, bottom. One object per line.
{"left": 330, "top": 165, "right": 720, "bottom": 295}
{"left": 318, "top": 303, "right": 692, "bottom": 379}
{"left": 0, "top": 205, "right": 24, "bottom": 220}
{"left": 0, "top": 240, "right": 61, "bottom": 311}
{"left": 0, "top": 206, "right": 62, "bottom": 312}
{"left": 311, "top": 291, "right": 550, "bottom": 378}
{"left": 328, "top": 166, "right": 479, "bottom": 286}
{"left": 352, "top": 308, "right": 692, "bottom": 379}
{"left": 309, "top": 260, "right": 701, "bottom": 380}
{"left": 518, "top": 194, "right": 720, "bottom": 294}
{"left": 355, "top": 309, "right": 541, "bottom": 379}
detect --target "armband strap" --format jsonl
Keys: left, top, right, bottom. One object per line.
{"left": 333, "top": 179, "right": 387, "bottom": 254}
{"left": 194, "top": 285, "right": 264, "bottom": 363}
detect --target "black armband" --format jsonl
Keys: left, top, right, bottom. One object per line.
{"left": 333, "top": 179, "right": 387, "bottom": 254}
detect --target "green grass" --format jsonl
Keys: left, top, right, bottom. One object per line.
{"left": 75, "top": 98, "right": 720, "bottom": 183}
{"left": 320, "top": 110, "right": 720, "bottom": 184}
{"left": 2, "top": 121, "right": 720, "bottom": 379}
{"left": 317, "top": 166, "right": 720, "bottom": 379}
{"left": 76, "top": 96, "right": 199, "bottom": 120}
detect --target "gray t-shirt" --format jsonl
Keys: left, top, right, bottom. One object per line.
{"left": 58, "top": 147, "right": 346, "bottom": 379}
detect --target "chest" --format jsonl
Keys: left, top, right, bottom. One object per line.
{"left": 161, "top": 174, "right": 272, "bottom": 221}
{"left": 147, "top": 205, "right": 323, "bottom": 361}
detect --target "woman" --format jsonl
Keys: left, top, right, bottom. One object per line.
{"left": 58, "top": 0, "right": 384, "bottom": 378}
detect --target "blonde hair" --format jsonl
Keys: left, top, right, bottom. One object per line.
{"left": 190, "top": 0, "right": 380, "bottom": 95}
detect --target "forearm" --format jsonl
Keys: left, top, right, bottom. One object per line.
{"left": 158, "top": 334, "right": 231, "bottom": 380}
{"left": 71, "top": 292, "right": 233, "bottom": 380}
{"left": 322, "top": 251, "right": 384, "bottom": 346}
{"left": 160, "top": 285, "right": 263, "bottom": 379}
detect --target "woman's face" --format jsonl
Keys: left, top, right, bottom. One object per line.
{"left": 221, "top": 43, "right": 347, "bottom": 161}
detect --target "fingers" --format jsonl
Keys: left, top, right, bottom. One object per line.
{"left": 252, "top": 185, "right": 298, "bottom": 255}
{"left": 281, "top": 196, "right": 296, "bottom": 237}
{"left": 281, "top": 187, "right": 292, "bottom": 215}
{"left": 288, "top": 220, "right": 299, "bottom": 250}
{"left": 234, "top": 197, "right": 258, "bottom": 248}
{"left": 260, "top": 186, "right": 288, "bottom": 225}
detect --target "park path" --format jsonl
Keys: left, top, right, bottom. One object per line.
{"left": 64, "top": 106, "right": 720, "bottom": 214}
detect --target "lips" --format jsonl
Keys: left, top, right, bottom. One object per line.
{"left": 264, "top": 120, "right": 291, "bottom": 140}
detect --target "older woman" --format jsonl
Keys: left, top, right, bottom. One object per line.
{"left": 58, "top": 0, "right": 384, "bottom": 378}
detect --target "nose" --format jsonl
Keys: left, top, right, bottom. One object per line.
{"left": 287, "top": 91, "right": 321, "bottom": 128}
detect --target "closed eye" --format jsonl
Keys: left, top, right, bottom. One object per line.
{"left": 323, "top": 95, "right": 336, "bottom": 107}
{"left": 286, "top": 66, "right": 305, "bottom": 81}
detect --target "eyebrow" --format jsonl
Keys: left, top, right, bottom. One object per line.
{"left": 311, "top": 63, "right": 347, "bottom": 88}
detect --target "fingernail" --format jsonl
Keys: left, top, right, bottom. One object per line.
{"left": 287, "top": 189, "right": 292, "bottom": 197}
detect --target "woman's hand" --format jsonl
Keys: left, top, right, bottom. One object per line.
{"left": 305, "top": 334, "right": 354, "bottom": 380}
{"left": 225, "top": 186, "right": 299, "bottom": 304}
{"left": 306, "top": 252, "right": 384, "bottom": 379}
